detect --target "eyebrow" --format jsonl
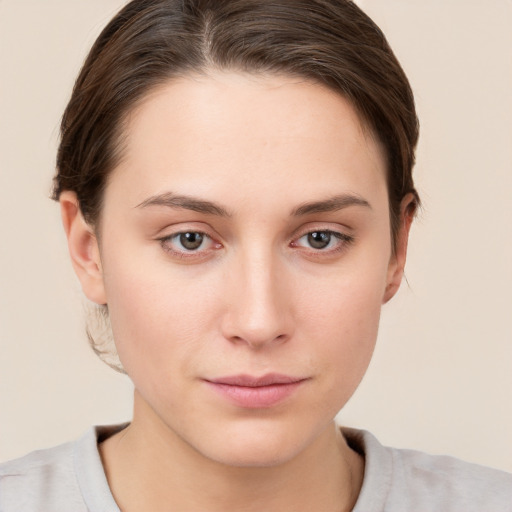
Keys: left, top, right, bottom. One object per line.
{"left": 135, "top": 192, "right": 232, "bottom": 217}
{"left": 135, "top": 191, "right": 371, "bottom": 217}
{"left": 291, "top": 194, "right": 372, "bottom": 216}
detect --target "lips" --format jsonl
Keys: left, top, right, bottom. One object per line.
{"left": 204, "top": 373, "right": 307, "bottom": 408}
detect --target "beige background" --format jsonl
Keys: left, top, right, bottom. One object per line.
{"left": 0, "top": 1, "right": 511, "bottom": 471}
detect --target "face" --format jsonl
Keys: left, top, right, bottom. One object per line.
{"left": 68, "top": 72, "right": 409, "bottom": 467}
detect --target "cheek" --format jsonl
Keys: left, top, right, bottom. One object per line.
{"left": 317, "top": 279, "right": 381, "bottom": 363}
{"left": 299, "top": 258, "right": 388, "bottom": 405}
{"left": 103, "top": 254, "right": 222, "bottom": 385}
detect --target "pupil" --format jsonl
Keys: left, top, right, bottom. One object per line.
{"left": 180, "top": 232, "right": 203, "bottom": 250}
{"left": 308, "top": 231, "right": 331, "bottom": 249}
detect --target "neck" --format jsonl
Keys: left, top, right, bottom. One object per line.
{"left": 99, "top": 392, "right": 364, "bottom": 512}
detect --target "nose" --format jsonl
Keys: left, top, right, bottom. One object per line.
{"left": 220, "top": 248, "right": 294, "bottom": 349}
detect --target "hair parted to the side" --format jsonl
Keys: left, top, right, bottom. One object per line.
{"left": 53, "top": 0, "right": 420, "bottom": 370}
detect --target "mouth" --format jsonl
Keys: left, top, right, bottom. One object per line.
{"left": 204, "top": 373, "right": 308, "bottom": 408}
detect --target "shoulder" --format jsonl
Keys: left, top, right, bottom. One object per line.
{"left": 0, "top": 425, "right": 124, "bottom": 512}
{"left": 0, "top": 438, "right": 86, "bottom": 512}
{"left": 0, "top": 438, "right": 74, "bottom": 480}
{"left": 389, "top": 443, "right": 512, "bottom": 511}
{"left": 343, "top": 427, "right": 512, "bottom": 512}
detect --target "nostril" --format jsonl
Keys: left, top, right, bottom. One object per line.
{"left": 227, "top": 331, "right": 289, "bottom": 348}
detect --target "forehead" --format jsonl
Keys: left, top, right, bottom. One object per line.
{"left": 107, "top": 71, "right": 388, "bottom": 212}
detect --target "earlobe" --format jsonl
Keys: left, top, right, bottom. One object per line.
{"left": 382, "top": 194, "right": 416, "bottom": 304}
{"left": 60, "top": 191, "right": 107, "bottom": 305}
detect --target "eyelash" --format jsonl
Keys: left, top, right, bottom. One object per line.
{"left": 290, "top": 229, "right": 354, "bottom": 256}
{"left": 159, "top": 231, "right": 220, "bottom": 260}
{"left": 158, "top": 228, "right": 354, "bottom": 260}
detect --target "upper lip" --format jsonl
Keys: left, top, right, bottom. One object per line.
{"left": 207, "top": 373, "right": 306, "bottom": 387}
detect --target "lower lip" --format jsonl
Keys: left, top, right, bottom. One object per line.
{"left": 205, "top": 381, "right": 305, "bottom": 408}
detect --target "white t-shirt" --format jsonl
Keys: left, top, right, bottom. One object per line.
{"left": 1, "top": 424, "right": 511, "bottom": 511}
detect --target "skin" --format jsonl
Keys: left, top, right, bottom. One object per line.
{"left": 61, "top": 72, "right": 414, "bottom": 511}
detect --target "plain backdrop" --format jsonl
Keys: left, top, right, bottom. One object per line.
{"left": 0, "top": 1, "right": 511, "bottom": 471}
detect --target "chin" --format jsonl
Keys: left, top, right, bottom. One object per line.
{"left": 204, "top": 440, "right": 300, "bottom": 469}
{"left": 191, "top": 417, "right": 325, "bottom": 469}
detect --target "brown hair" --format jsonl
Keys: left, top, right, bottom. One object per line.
{"left": 53, "top": 0, "right": 419, "bottom": 242}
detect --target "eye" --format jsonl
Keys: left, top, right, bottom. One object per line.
{"left": 159, "top": 230, "right": 221, "bottom": 258}
{"left": 291, "top": 230, "right": 353, "bottom": 253}
{"left": 176, "top": 232, "right": 206, "bottom": 251}
{"left": 305, "top": 231, "right": 333, "bottom": 249}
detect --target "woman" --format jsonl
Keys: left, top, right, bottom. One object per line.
{"left": 1, "top": 1, "right": 511, "bottom": 510}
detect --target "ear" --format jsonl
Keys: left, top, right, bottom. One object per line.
{"left": 382, "top": 193, "right": 416, "bottom": 304}
{"left": 60, "top": 191, "right": 107, "bottom": 305}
